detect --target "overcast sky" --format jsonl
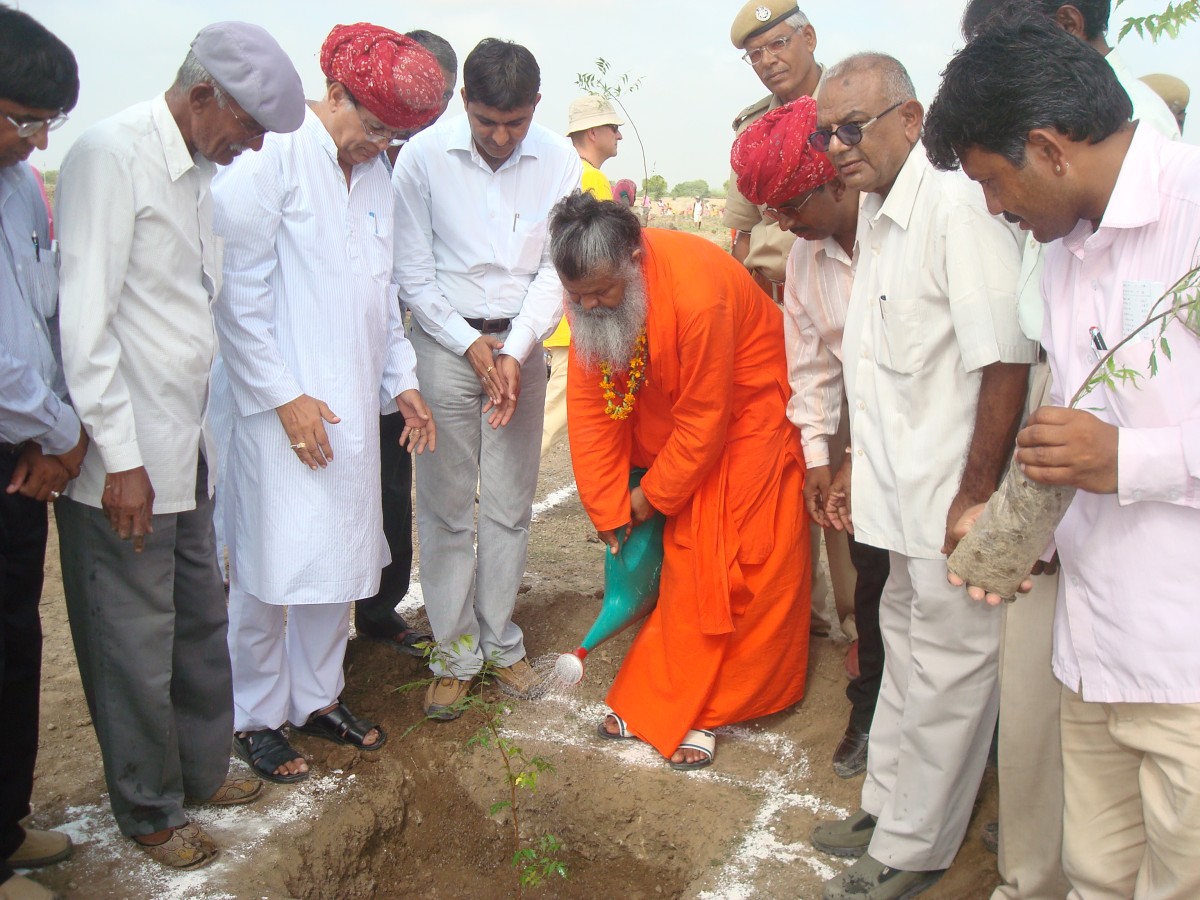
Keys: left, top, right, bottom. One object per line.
{"left": 24, "top": 0, "right": 1199, "bottom": 188}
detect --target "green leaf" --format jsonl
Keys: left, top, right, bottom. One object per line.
{"left": 1161, "top": 336, "right": 1173, "bottom": 360}
{"left": 489, "top": 800, "right": 511, "bottom": 815}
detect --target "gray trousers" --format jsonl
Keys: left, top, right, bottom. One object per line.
{"left": 410, "top": 322, "right": 546, "bottom": 677}
{"left": 56, "top": 457, "right": 232, "bottom": 837}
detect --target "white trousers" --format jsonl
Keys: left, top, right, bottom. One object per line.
{"left": 863, "top": 552, "right": 1002, "bottom": 871}
{"left": 228, "top": 590, "right": 350, "bottom": 731}
{"left": 541, "top": 345, "right": 569, "bottom": 457}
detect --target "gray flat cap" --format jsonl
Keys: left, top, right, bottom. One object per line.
{"left": 191, "top": 22, "right": 305, "bottom": 133}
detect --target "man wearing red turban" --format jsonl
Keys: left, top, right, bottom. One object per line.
{"left": 210, "top": 23, "right": 440, "bottom": 786}
{"left": 733, "top": 95, "right": 890, "bottom": 786}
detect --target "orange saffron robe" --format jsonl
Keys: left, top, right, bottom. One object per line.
{"left": 567, "top": 228, "right": 812, "bottom": 757}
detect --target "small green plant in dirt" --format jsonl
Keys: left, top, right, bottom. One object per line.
{"left": 394, "top": 636, "right": 567, "bottom": 896}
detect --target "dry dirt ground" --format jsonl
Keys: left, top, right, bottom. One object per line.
{"left": 22, "top": 435, "right": 1000, "bottom": 900}
{"left": 20, "top": 220, "right": 998, "bottom": 899}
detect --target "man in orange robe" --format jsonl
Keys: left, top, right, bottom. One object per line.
{"left": 550, "top": 191, "right": 812, "bottom": 769}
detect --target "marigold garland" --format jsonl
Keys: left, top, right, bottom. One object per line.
{"left": 599, "top": 331, "right": 648, "bottom": 421}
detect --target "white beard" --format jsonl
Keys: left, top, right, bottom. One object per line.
{"left": 566, "top": 264, "right": 649, "bottom": 371}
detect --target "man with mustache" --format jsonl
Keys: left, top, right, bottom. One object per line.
{"left": 808, "top": 53, "right": 1034, "bottom": 900}
{"left": 212, "top": 23, "right": 442, "bottom": 785}
{"left": 550, "top": 191, "right": 812, "bottom": 771}
{"left": 392, "top": 39, "right": 581, "bottom": 718}
{"left": 54, "top": 22, "right": 305, "bottom": 869}
{"left": 730, "top": 96, "right": 889, "bottom": 783}
{"left": 727, "top": 0, "right": 857, "bottom": 655}
{"left": 0, "top": 8, "right": 85, "bottom": 898}
{"left": 926, "top": 18, "right": 1200, "bottom": 899}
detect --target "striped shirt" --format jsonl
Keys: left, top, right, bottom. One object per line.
{"left": 782, "top": 234, "right": 852, "bottom": 469}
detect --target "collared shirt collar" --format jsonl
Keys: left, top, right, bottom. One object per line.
{"left": 1063, "top": 123, "right": 1162, "bottom": 259}
{"left": 151, "top": 93, "right": 209, "bottom": 182}
{"left": 446, "top": 114, "right": 539, "bottom": 172}
{"left": 864, "top": 142, "right": 926, "bottom": 231}
{"left": 816, "top": 233, "right": 852, "bottom": 267}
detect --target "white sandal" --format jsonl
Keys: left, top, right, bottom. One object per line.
{"left": 596, "top": 712, "right": 637, "bottom": 740}
{"left": 669, "top": 729, "right": 715, "bottom": 771}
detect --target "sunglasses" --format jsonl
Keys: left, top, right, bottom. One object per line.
{"left": 808, "top": 102, "right": 902, "bottom": 153}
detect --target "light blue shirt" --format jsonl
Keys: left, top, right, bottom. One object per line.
{"left": 0, "top": 162, "right": 79, "bottom": 454}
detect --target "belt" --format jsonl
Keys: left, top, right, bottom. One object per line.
{"left": 464, "top": 317, "right": 512, "bottom": 335}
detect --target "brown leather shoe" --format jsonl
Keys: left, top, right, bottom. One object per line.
{"left": 187, "top": 776, "right": 263, "bottom": 807}
{"left": 7, "top": 829, "right": 71, "bottom": 868}
{"left": 424, "top": 676, "right": 472, "bottom": 721}
{"left": 133, "top": 827, "right": 214, "bottom": 870}
{"left": 175, "top": 821, "right": 218, "bottom": 856}
{"left": 492, "top": 657, "right": 542, "bottom": 699}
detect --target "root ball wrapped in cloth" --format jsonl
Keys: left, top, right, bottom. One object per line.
{"left": 320, "top": 23, "right": 445, "bottom": 131}
{"left": 731, "top": 95, "right": 835, "bottom": 207}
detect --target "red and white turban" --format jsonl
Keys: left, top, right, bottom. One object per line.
{"left": 731, "top": 95, "right": 836, "bottom": 207}
{"left": 320, "top": 23, "right": 445, "bottom": 131}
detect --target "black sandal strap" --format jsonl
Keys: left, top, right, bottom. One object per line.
{"left": 304, "top": 703, "right": 386, "bottom": 749}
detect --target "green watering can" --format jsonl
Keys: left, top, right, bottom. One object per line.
{"left": 554, "top": 470, "right": 665, "bottom": 686}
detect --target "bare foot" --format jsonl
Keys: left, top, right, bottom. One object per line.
{"left": 237, "top": 731, "right": 308, "bottom": 778}
{"left": 602, "top": 713, "right": 622, "bottom": 737}
{"left": 312, "top": 703, "right": 380, "bottom": 747}
{"left": 670, "top": 747, "right": 707, "bottom": 766}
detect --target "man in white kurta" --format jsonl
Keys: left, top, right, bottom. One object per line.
{"left": 212, "top": 25, "right": 443, "bottom": 780}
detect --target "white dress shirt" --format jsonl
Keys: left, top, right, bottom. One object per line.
{"left": 782, "top": 234, "right": 852, "bottom": 468}
{"left": 0, "top": 162, "right": 79, "bottom": 453}
{"left": 212, "top": 108, "right": 416, "bottom": 604}
{"left": 391, "top": 114, "right": 582, "bottom": 363}
{"left": 843, "top": 147, "right": 1036, "bottom": 559}
{"left": 56, "top": 95, "right": 221, "bottom": 512}
{"left": 1042, "top": 125, "right": 1200, "bottom": 703}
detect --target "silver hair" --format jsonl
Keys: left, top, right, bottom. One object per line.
{"left": 170, "top": 51, "right": 227, "bottom": 107}
{"left": 548, "top": 192, "right": 642, "bottom": 282}
{"left": 825, "top": 52, "right": 916, "bottom": 106}
{"left": 783, "top": 10, "right": 811, "bottom": 30}
{"left": 566, "top": 260, "right": 649, "bottom": 370}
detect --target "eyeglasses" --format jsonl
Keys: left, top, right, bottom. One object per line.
{"left": 228, "top": 106, "right": 266, "bottom": 140}
{"left": 741, "top": 27, "right": 801, "bottom": 67}
{"left": 808, "top": 102, "right": 902, "bottom": 153}
{"left": 355, "top": 106, "right": 408, "bottom": 148}
{"left": 763, "top": 187, "right": 821, "bottom": 223}
{"left": 4, "top": 112, "right": 69, "bottom": 139}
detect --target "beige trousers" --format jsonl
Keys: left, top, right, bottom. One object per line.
{"left": 1061, "top": 688, "right": 1200, "bottom": 900}
{"left": 541, "top": 345, "right": 569, "bottom": 458}
{"left": 992, "top": 359, "right": 1070, "bottom": 900}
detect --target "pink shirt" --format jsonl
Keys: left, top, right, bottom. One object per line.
{"left": 1042, "top": 124, "right": 1200, "bottom": 703}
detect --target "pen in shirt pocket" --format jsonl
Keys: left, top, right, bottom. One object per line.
{"left": 32, "top": 231, "right": 40, "bottom": 262}
{"left": 1089, "top": 326, "right": 1107, "bottom": 361}
{"left": 878, "top": 293, "right": 887, "bottom": 317}
{"left": 368, "top": 211, "right": 379, "bottom": 235}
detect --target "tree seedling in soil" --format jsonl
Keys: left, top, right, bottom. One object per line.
{"left": 395, "top": 636, "right": 568, "bottom": 896}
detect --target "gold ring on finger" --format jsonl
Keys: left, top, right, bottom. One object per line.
{"left": 291, "top": 442, "right": 307, "bottom": 450}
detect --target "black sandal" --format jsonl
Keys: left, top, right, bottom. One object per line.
{"left": 295, "top": 702, "right": 388, "bottom": 752}
{"left": 360, "top": 626, "right": 431, "bottom": 659}
{"left": 233, "top": 728, "right": 310, "bottom": 784}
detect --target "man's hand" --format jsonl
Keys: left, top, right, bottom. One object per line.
{"left": 1016, "top": 406, "right": 1118, "bottom": 494}
{"left": 483, "top": 354, "right": 522, "bottom": 429}
{"left": 465, "top": 335, "right": 506, "bottom": 408}
{"left": 942, "top": 488, "right": 994, "bottom": 556}
{"left": 53, "top": 424, "right": 89, "bottom": 479}
{"left": 825, "top": 457, "right": 853, "bottom": 533}
{"left": 395, "top": 389, "right": 436, "bottom": 454}
{"left": 597, "top": 528, "right": 625, "bottom": 555}
{"left": 945, "top": 502, "right": 1035, "bottom": 604}
{"left": 804, "top": 464, "right": 833, "bottom": 528}
{"left": 276, "top": 394, "right": 340, "bottom": 469}
{"left": 102, "top": 466, "right": 155, "bottom": 552}
{"left": 630, "top": 485, "right": 658, "bottom": 527}
{"left": 7, "top": 442, "right": 70, "bottom": 502}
